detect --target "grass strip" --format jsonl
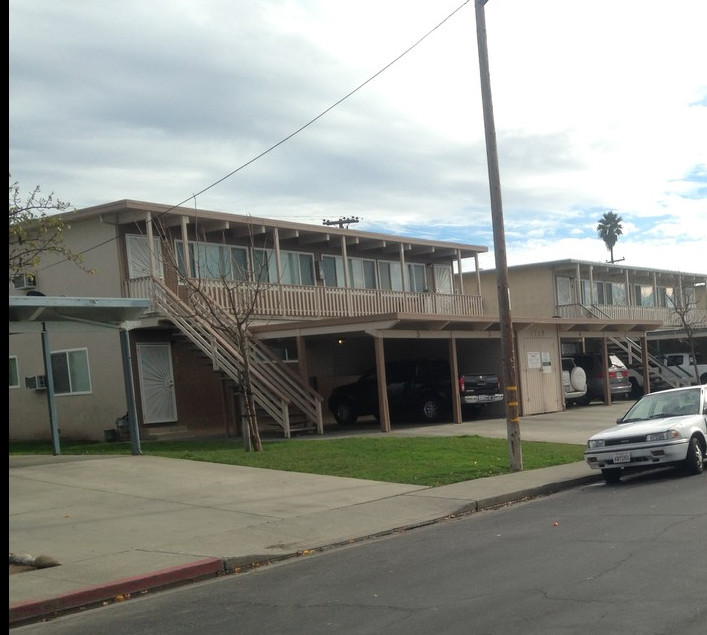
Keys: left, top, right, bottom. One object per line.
{"left": 9, "top": 436, "right": 585, "bottom": 487}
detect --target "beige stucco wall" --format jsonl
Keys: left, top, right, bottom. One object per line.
{"left": 9, "top": 216, "right": 131, "bottom": 442}
{"left": 30, "top": 215, "right": 123, "bottom": 298}
{"left": 8, "top": 329, "right": 128, "bottom": 441}
{"left": 473, "top": 267, "right": 557, "bottom": 318}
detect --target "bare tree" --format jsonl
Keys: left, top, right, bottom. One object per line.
{"left": 8, "top": 176, "right": 89, "bottom": 280}
{"left": 596, "top": 211, "right": 624, "bottom": 264}
{"left": 667, "top": 287, "right": 702, "bottom": 384}
{"left": 154, "top": 219, "right": 274, "bottom": 452}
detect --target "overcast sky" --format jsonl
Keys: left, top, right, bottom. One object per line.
{"left": 9, "top": 0, "right": 707, "bottom": 274}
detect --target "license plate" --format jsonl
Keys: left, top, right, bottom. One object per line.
{"left": 613, "top": 451, "right": 631, "bottom": 464}
{"left": 463, "top": 395, "right": 499, "bottom": 404}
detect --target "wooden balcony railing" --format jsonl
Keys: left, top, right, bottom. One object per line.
{"left": 555, "top": 303, "right": 707, "bottom": 328}
{"left": 125, "top": 277, "right": 485, "bottom": 320}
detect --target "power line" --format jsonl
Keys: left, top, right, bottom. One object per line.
{"left": 163, "top": 0, "right": 471, "bottom": 212}
{"left": 35, "top": 1, "right": 472, "bottom": 268}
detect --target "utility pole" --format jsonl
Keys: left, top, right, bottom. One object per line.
{"left": 474, "top": 0, "right": 522, "bottom": 471}
{"left": 323, "top": 217, "right": 359, "bottom": 229}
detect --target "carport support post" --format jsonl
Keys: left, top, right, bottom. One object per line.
{"left": 450, "top": 339, "right": 462, "bottom": 424}
{"left": 41, "top": 325, "right": 61, "bottom": 455}
{"left": 120, "top": 329, "right": 142, "bottom": 455}
{"left": 375, "top": 337, "right": 391, "bottom": 433}
{"left": 601, "top": 337, "right": 612, "bottom": 405}
{"left": 641, "top": 335, "right": 651, "bottom": 394}
{"left": 475, "top": 0, "right": 522, "bottom": 471}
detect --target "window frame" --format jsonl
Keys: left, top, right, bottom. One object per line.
{"left": 126, "top": 234, "right": 164, "bottom": 279}
{"left": 254, "top": 248, "right": 316, "bottom": 286}
{"left": 175, "top": 239, "right": 249, "bottom": 282}
{"left": 9, "top": 356, "right": 19, "bottom": 389}
{"left": 50, "top": 348, "right": 92, "bottom": 396}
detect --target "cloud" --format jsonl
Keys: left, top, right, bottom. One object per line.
{"left": 9, "top": 0, "right": 707, "bottom": 275}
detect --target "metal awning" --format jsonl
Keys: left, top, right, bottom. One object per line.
{"left": 9, "top": 295, "right": 150, "bottom": 456}
{"left": 9, "top": 296, "right": 150, "bottom": 333}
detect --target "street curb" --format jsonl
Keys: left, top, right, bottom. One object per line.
{"left": 470, "top": 473, "right": 604, "bottom": 512}
{"left": 9, "top": 557, "right": 224, "bottom": 627}
{"left": 9, "top": 474, "right": 603, "bottom": 627}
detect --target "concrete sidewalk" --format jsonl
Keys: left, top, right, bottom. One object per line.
{"left": 9, "top": 402, "right": 628, "bottom": 626}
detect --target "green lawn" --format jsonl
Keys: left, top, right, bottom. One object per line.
{"left": 9, "top": 436, "right": 585, "bottom": 487}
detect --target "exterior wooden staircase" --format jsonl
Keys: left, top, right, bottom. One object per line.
{"left": 149, "top": 277, "right": 324, "bottom": 438}
{"left": 608, "top": 336, "right": 692, "bottom": 393}
{"left": 566, "top": 303, "right": 689, "bottom": 393}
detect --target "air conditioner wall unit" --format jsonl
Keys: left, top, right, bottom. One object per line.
{"left": 25, "top": 375, "right": 47, "bottom": 390}
{"left": 13, "top": 273, "right": 37, "bottom": 290}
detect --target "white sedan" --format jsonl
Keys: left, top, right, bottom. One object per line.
{"left": 584, "top": 385, "right": 707, "bottom": 484}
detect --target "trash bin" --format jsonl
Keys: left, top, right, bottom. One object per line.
{"left": 104, "top": 429, "right": 118, "bottom": 442}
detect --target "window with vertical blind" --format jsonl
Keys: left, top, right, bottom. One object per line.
{"left": 634, "top": 284, "right": 655, "bottom": 307}
{"left": 407, "top": 262, "right": 427, "bottom": 292}
{"left": 126, "top": 234, "right": 163, "bottom": 279}
{"left": 253, "top": 248, "right": 315, "bottom": 285}
{"left": 591, "top": 280, "right": 626, "bottom": 305}
{"left": 378, "top": 260, "right": 404, "bottom": 291}
{"left": 433, "top": 265, "right": 453, "bottom": 294}
{"left": 175, "top": 240, "right": 248, "bottom": 281}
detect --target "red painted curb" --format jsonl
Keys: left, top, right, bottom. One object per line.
{"left": 9, "top": 557, "right": 224, "bottom": 625}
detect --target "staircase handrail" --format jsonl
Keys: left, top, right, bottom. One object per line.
{"left": 150, "top": 280, "right": 295, "bottom": 425}
{"left": 608, "top": 336, "right": 693, "bottom": 389}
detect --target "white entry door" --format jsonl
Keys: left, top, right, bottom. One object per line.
{"left": 136, "top": 343, "right": 178, "bottom": 424}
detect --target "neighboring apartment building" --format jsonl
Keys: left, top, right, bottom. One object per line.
{"left": 9, "top": 200, "right": 705, "bottom": 443}
{"left": 473, "top": 259, "right": 707, "bottom": 398}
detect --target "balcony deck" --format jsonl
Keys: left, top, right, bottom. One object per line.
{"left": 126, "top": 277, "right": 485, "bottom": 320}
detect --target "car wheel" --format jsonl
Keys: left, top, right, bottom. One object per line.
{"left": 682, "top": 437, "right": 704, "bottom": 476}
{"left": 628, "top": 378, "right": 642, "bottom": 400}
{"left": 601, "top": 468, "right": 622, "bottom": 484}
{"left": 419, "top": 396, "right": 443, "bottom": 423}
{"left": 332, "top": 400, "right": 358, "bottom": 426}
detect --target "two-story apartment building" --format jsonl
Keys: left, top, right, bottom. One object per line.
{"left": 9, "top": 200, "right": 705, "bottom": 444}
{"left": 474, "top": 260, "right": 707, "bottom": 400}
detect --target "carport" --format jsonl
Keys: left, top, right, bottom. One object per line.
{"left": 9, "top": 295, "right": 150, "bottom": 455}
{"left": 251, "top": 311, "right": 663, "bottom": 429}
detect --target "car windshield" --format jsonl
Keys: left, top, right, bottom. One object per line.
{"left": 622, "top": 388, "right": 701, "bottom": 421}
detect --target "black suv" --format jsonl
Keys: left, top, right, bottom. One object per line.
{"left": 327, "top": 359, "right": 453, "bottom": 425}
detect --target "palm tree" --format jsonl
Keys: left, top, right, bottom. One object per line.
{"left": 596, "top": 211, "right": 623, "bottom": 263}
